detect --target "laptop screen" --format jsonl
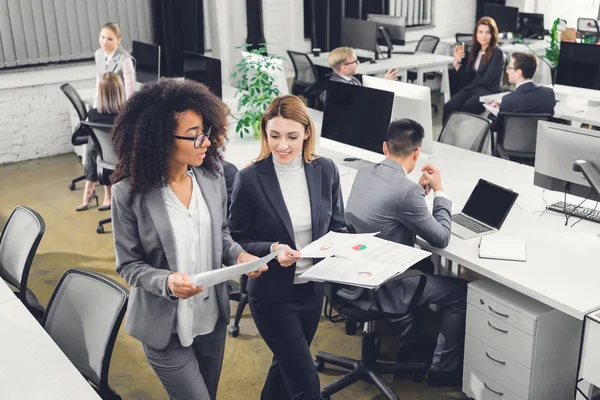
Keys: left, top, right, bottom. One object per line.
{"left": 462, "top": 180, "right": 519, "bottom": 229}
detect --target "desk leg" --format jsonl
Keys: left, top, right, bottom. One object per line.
{"left": 397, "top": 70, "right": 407, "bottom": 82}
{"left": 416, "top": 69, "right": 424, "bottom": 86}
{"left": 442, "top": 67, "right": 451, "bottom": 104}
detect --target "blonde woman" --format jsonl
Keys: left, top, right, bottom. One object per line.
{"left": 76, "top": 72, "right": 125, "bottom": 211}
{"left": 94, "top": 22, "right": 135, "bottom": 107}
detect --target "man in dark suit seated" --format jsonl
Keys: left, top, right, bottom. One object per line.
{"left": 345, "top": 119, "right": 467, "bottom": 388}
{"left": 488, "top": 52, "right": 555, "bottom": 132}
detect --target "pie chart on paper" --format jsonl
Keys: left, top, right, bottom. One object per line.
{"left": 352, "top": 244, "right": 367, "bottom": 251}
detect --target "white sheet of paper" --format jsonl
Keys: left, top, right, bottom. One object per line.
{"left": 335, "top": 235, "right": 430, "bottom": 268}
{"left": 191, "top": 248, "right": 282, "bottom": 287}
{"left": 484, "top": 103, "right": 500, "bottom": 116}
{"left": 299, "top": 231, "right": 379, "bottom": 258}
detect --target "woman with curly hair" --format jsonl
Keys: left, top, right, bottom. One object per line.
{"left": 229, "top": 95, "right": 348, "bottom": 399}
{"left": 111, "top": 79, "right": 265, "bottom": 400}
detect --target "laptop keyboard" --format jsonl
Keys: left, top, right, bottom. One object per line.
{"left": 452, "top": 214, "right": 493, "bottom": 234}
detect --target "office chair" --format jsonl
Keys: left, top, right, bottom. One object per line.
{"left": 42, "top": 268, "right": 128, "bottom": 400}
{"left": 60, "top": 83, "right": 89, "bottom": 191}
{"left": 438, "top": 111, "right": 492, "bottom": 153}
{"left": 315, "top": 271, "right": 430, "bottom": 400}
{"left": 81, "top": 121, "right": 115, "bottom": 234}
{"left": 495, "top": 112, "right": 553, "bottom": 166}
{"left": 0, "top": 206, "right": 46, "bottom": 321}
{"left": 287, "top": 50, "right": 327, "bottom": 108}
{"left": 227, "top": 275, "right": 248, "bottom": 337}
{"left": 577, "top": 18, "right": 600, "bottom": 43}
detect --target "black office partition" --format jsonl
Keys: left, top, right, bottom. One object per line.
{"left": 476, "top": 0, "right": 505, "bottom": 21}
{"left": 246, "top": 0, "right": 266, "bottom": 51}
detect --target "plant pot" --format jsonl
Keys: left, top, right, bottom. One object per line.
{"left": 252, "top": 119, "right": 261, "bottom": 139}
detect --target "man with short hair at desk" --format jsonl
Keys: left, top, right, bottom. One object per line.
{"left": 488, "top": 52, "right": 555, "bottom": 132}
{"left": 327, "top": 46, "right": 397, "bottom": 84}
{"left": 346, "top": 118, "right": 467, "bottom": 388}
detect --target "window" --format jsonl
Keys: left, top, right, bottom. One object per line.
{"left": 0, "top": 0, "right": 153, "bottom": 70}
{"left": 390, "top": 0, "right": 434, "bottom": 28}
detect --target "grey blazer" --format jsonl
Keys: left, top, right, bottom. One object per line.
{"left": 111, "top": 166, "right": 244, "bottom": 350}
{"left": 346, "top": 158, "right": 452, "bottom": 249}
{"left": 94, "top": 45, "right": 134, "bottom": 83}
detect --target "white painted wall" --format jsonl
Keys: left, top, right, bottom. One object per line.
{"left": 404, "top": 0, "right": 478, "bottom": 42}
{"left": 534, "top": 0, "right": 600, "bottom": 30}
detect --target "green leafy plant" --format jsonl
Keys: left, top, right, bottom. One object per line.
{"left": 544, "top": 17, "right": 562, "bottom": 68}
{"left": 230, "top": 44, "right": 284, "bottom": 138}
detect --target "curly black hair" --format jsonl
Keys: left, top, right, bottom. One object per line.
{"left": 111, "top": 79, "right": 228, "bottom": 196}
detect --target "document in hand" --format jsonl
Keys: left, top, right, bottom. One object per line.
{"left": 300, "top": 231, "right": 379, "bottom": 258}
{"left": 299, "top": 234, "right": 430, "bottom": 288}
{"left": 191, "top": 247, "right": 283, "bottom": 287}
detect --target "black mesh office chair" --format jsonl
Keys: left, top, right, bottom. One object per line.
{"left": 438, "top": 111, "right": 492, "bottom": 153}
{"left": 287, "top": 50, "right": 327, "bottom": 108}
{"left": 577, "top": 18, "right": 600, "bottom": 43}
{"left": 315, "top": 271, "right": 429, "bottom": 400}
{"left": 0, "top": 206, "right": 46, "bottom": 320}
{"left": 495, "top": 112, "right": 553, "bottom": 166}
{"left": 81, "top": 121, "right": 115, "bottom": 234}
{"left": 42, "top": 268, "right": 128, "bottom": 400}
{"left": 60, "top": 83, "right": 90, "bottom": 191}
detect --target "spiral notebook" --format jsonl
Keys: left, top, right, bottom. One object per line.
{"left": 479, "top": 236, "right": 527, "bottom": 262}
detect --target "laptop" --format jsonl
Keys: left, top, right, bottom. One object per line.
{"left": 451, "top": 179, "right": 519, "bottom": 240}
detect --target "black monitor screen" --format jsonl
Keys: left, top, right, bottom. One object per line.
{"left": 321, "top": 82, "right": 394, "bottom": 155}
{"left": 341, "top": 18, "right": 378, "bottom": 53}
{"left": 556, "top": 42, "right": 600, "bottom": 91}
{"left": 132, "top": 40, "right": 160, "bottom": 83}
{"left": 517, "top": 12, "right": 544, "bottom": 39}
{"left": 183, "top": 52, "right": 222, "bottom": 98}
{"left": 482, "top": 4, "right": 518, "bottom": 33}
{"left": 462, "top": 179, "right": 518, "bottom": 229}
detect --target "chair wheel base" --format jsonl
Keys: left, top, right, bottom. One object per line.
{"left": 68, "top": 183, "right": 76, "bottom": 191}
{"left": 228, "top": 325, "right": 240, "bottom": 337}
{"left": 96, "top": 225, "right": 105, "bottom": 234}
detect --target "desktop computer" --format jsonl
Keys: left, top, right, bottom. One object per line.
{"left": 366, "top": 14, "right": 406, "bottom": 46}
{"left": 534, "top": 121, "right": 600, "bottom": 222}
{"left": 320, "top": 81, "right": 394, "bottom": 164}
{"left": 132, "top": 41, "right": 161, "bottom": 83}
{"left": 482, "top": 4, "right": 518, "bottom": 34}
{"left": 183, "top": 52, "right": 222, "bottom": 98}
{"left": 554, "top": 42, "right": 600, "bottom": 101}
{"left": 362, "top": 76, "right": 434, "bottom": 156}
{"left": 517, "top": 12, "right": 545, "bottom": 40}
{"left": 240, "top": 51, "right": 289, "bottom": 96}
{"left": 341, "top": 18, "right": 379, "bottom": 60}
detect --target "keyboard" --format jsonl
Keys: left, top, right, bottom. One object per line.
{"left": 452, "top": 214, "right": 493, "bottom": 234}
{"left": 547, "top": 201, "right": 600, "bottom": 223}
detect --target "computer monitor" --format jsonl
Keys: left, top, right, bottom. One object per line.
{"left": 182, "top": 51, "right": 222, "bottom": 98}
{"left": 534, "top": 121, "right": 600, "bottom": 201}
{"left": 132, "top": 40, "right": 160, "bottom": 83}
{"left": 482, "top": 4, "right": 518, "bottom": 34}
{"left": 554, "top": 42, "right": 600, "bottom": 101}
{"left": 517, "top": 12, "right": 545, "bottom": 40}
{"left": 362, "top": 75, "right": 434, "bottom": 156}
{"left": 320, "top": 81, "right": 394, "bottom": 164}
{"left": 341, "top": 18, "right": 378, "bottom": 56}
{"left": 366, "top": 14, "right": 406, "bottom": 46}
{"left": 240, "top": 51, "right": 289, "bottom": 96}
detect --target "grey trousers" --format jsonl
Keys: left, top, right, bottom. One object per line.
{"left": 143, "top": 319, "right": 227, "bottom": 400}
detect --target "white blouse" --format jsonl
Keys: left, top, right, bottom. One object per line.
{"left": 162, "top": 170, "right": 220, "bottom": 346}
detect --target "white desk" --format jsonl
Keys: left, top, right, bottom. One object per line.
{"left": 0, "top": 281, "right": 101, "bottom": 399}
{"left": 309, "top": 52, "right": 454, "bottom": 102}
{"left": 0, "top": 278, "right": 16, "bottom": 304}
{"left": 441, "top": 37, "right": 547, "bottom": 56}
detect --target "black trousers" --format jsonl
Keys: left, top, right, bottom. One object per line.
{"left": 442, "top": 88, "right": 486, "bottom": 126}
{"left": 249, "top": 283, "right": 323, "bottom": 400}
{"left": 85, "top": 136, "right": 99, "bottom": 181}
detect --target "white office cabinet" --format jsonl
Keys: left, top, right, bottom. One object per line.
{"left": 463, "top": 280, "right": 582, "bottom": 400}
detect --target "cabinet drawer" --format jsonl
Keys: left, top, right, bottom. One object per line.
{"left": 468, "top": 287, "right": 538, "bottom": 336}
{"left": 466, "top": 304, "right": 535, "bottom": 368}
{"left": 465, "top": 334, "right": 531, "bottom": 399}
{"left": 463, "top": 364, "right": 525, "bottom": 400}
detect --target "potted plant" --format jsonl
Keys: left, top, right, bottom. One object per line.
{"left": 230, "top": 44, "right": 284, "bottom": 138}
{"left": 542, "top": 17, "right": 562, "bottom": 84}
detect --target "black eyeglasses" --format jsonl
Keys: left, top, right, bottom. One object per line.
{"left": 174, "top": 125, "right": 212, "bottom": 148}
{"left": 344, "top": 59, "right": 359, "bottom": 66}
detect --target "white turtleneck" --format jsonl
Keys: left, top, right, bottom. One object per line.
{"left": 273, "top": 154, "right": 313, "bottom": 283}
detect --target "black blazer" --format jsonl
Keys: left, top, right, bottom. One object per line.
{"left": 458, "top": 46, "right": 504, "bottom": 95}
{"left": 492, "top": 82, "right": 555, "bottom": 132}
{"left": 88, "top": 108, "right": 117, "bottom": 125}
{"left": 229, "top": 155, "right": 347, "bottom": 301}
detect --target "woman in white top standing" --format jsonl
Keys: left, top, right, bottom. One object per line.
{"left": 94, "top": 22, "right": 136, "bottom": 106}
{"left": 229, "top": 95, "right": 348, "bottom": 400}
{"left": 111, "top": 79, "right": 265, "bottom": 400}
{"left": 442, "top": 17, "right": 504, "bottom": 125}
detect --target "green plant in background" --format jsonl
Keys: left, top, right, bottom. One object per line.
{"left": 230, "top": 44, "right": 284, "bottom": 138}
{"left": 544, "top": 17, "right": 561, "bottom": 68}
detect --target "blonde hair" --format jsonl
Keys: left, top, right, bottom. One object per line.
{"left": 97, "top": 72, "right": 126, "bottom": 114}
{"left": 101, "top": 22, "right": 122, "bottom": 39}
{"left": 328, "top": 47, "right": 355, "bottom": 71}
{"left": 256, "top": 95, "right": 317, "bottom": 164}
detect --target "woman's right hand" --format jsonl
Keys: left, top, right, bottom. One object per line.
{"left": 167, "top": 272, "right": 204, "bottom": 299}
{"left": 453, "top": 46, "right": 465, "bottom": 69}
{"left": 274, "top": 243, "right": 303, "bottom": 267}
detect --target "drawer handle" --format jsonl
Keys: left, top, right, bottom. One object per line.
{"left": 486, "top": 351, "right": 506, "bottom": 366}
{"left": 484, "top": 381, "right": 504, "bottom": 396}
{"left": 488, "top": 305, "right": 509, "bottom": 318}
{"left": 488, "top": 320, "right": 508, "bottom": 334}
